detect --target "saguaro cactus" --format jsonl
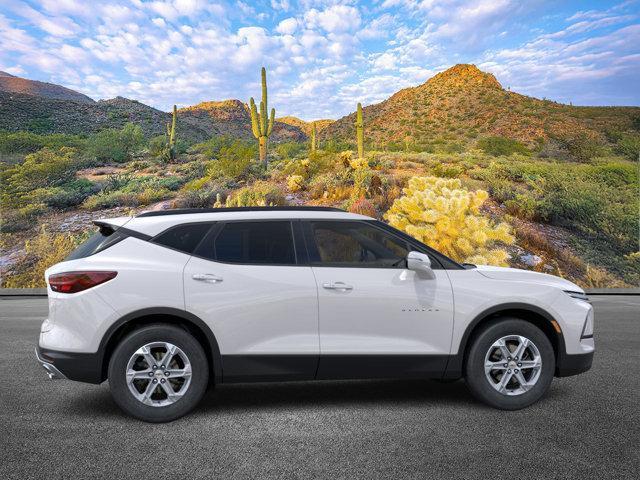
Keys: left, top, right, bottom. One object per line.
{"left": 355, "top": 102, "right": 364, "bottom": 160}
{"left": 250, "top": 67, "right": 275, "bottom": 167}
{"left": 310, "top": 122, "right": 317, "bottom": 152}
{"left": 165, "top": 104, "right": 177, "bottom": 161}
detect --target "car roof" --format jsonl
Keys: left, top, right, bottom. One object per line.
{"left": 97, "top": 207, "right": 374, "bottom": 237}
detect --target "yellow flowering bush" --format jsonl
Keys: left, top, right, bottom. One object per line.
{"left": 384, "top": 176, "right": 514, "bottom": 265}
{"left": 349, "top": 157, "right": 369, "bottom": 170}
{"left": 225, "top": 181, "right": 285, "bottom": 207}
{"left": 3, "top": 227, "right": 89, "bottom": 288}
{"left": 287, "top": 174, "right": 305, "bottom": 192}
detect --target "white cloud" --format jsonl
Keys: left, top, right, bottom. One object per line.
{"left": 271, "top": 0, "right": 291, "bottom": 11}
{"left": 276, "top": 17, "right": 298, "bottom": 35}
{"left": 0, "top": 0, "right": 636, "bottom": 117}
{"left": 358, "top": 13, "right": 396, "bottom": 39}
{"left": 305, "top": 5, "right": 361, "bottom": 33}
{"left": 8, "top": 2, "right": 80, "bottom": 37}
{"left": 1, "top": 65, "right": 26, "bottom": 76}
{"left": 57, "top": 44, "right": 90, "bottom": 64}
{"left": 372, "top": 52, "right": 397, "bottom": 70}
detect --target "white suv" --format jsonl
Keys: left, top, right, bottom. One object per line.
{"left": 36, "top": 207, "right": 594, "bottom": 422}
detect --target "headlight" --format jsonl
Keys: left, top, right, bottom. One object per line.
{"left": 581, "top": 309, "right": 594, "bottom": 338}
{"left": 564, "top": 290, "right": 590, "bottom": 302}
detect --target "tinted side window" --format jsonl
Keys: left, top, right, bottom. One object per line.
{"left": 214, "top": 221, "right": 295, "bottom": 265}
{"left": 307, "top": 221, "right": 409, "bottom": 268}
{"left": 154, "top": 223, "right": 211, "bottom": 254}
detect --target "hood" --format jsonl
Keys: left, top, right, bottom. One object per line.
{"left": 475, "top": 265, "right": 584, "bottom": 292}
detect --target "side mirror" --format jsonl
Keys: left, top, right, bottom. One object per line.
{"left": 407, "top": 251, "right": 434, "bottom": 277}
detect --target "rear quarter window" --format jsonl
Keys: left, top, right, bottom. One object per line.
{"left": 65, "top": 229, "right": 128, "bottom": 261}
{"left": 152, "top": 223, "right": 212, "bottom": 254}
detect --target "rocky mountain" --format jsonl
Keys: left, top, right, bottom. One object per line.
{"left": 179, "top": 100, "right": 306, "bottom": 142}
{"left": 0, "top": 91, "right": 211, "bottom": 141}
{"left": 0, "top": 77, "right": 305, "bottom": 143}
{"left": 321, "top": 64, "right": 640, "bottom": 148}
{"left": 0, "top": 71, "right": 94, "bottom": 104}
{"left": 277, "top": 116, "right": 334, "bottom": 135}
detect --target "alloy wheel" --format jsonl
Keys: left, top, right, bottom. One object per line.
{"left": 484, "top": 335, "right": 542, "bottom": 396}
{"left": 125, "top": 342, "right": 192, "bottom": 407}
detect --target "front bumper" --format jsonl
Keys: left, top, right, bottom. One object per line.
{"left": 555, "top": 350, "right": 594, "bottom": 377}
{"left": 35, "top": 346, "right": 105, "bottom": 384}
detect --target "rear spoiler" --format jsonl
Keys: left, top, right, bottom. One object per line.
{"left": 92, "top": 219, "right": 151, "bottom": 241}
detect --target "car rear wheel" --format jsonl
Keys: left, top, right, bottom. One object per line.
{"left": 108, "top": 324, "right": 209, "bottom": 422}
{"left": 464, "top": 318, "right": 555, "bottom": 410}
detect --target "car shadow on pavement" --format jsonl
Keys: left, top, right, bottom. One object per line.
{"left": 199, "top": 378, "right": 477, "bottom": 413}
{"left": 66, "top": 378, "right": 477, "bottom": 419}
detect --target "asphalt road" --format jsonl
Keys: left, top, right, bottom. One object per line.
{"left": 1, "top": 296, "right": 638, "bottom": 479}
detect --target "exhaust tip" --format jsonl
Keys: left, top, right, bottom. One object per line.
{"left": 35, "top": 347, "right": 67, "bottom": 380}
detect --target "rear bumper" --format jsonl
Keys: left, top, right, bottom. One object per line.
{"left": 555, "top": 351, "right": 594, "bottom": 377}
{"left": 35, "top": 347, "right": 67, "bottom": 380}
{"left": 35, "top": 346, "right": 104, "bottom": 384}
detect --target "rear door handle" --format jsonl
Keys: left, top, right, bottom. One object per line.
{"left": 192, "top": 273, "right": 223, "bottom": 284}
{"left": 322, "top": 282, "right": 353, "bottom": 291}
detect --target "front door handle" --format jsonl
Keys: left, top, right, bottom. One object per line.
{"left": 322, "top": 282, "right": 353, "bottom": 291}
{"left": 192, "top": 273, "right": 223, "bottom": 284}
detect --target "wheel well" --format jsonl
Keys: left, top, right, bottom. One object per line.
{"left": 101, "top": 314, "right": 218, "bottom": 382}
{"left": 462, "top": 308, "right": 561, "bottom": 365}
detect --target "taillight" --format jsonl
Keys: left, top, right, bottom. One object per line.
{"left": 48, "top": 271, "right": 117, "bottom": 293}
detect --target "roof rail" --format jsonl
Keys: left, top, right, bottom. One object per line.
{"left": 136, "top": 206, "right": 345, "bottom": 218}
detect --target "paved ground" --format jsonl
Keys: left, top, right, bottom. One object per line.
{"left": 1, "top": 296, "right": 638, "bottom": 479}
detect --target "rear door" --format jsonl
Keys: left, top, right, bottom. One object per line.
{"left": 303, "top": 220, "right": 455, "bottom": 379}
{"left": 183, "top": 220, "right": 319, "bottom": 382}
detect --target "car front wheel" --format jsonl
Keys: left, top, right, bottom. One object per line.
{"left": 464, "top": 318, "right": 555, "bottom": 410}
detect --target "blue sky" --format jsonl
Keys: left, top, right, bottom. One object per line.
{"left": 0, "top": 0, "right": 638, "bottom": 120}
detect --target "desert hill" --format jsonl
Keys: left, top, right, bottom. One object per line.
{"left": 0, "top": 91, "right": 210, "bottom": 142}
{"left": 276, "top": 116, "right": 334, "bottom": 135}
{"left": 0, "top": 71, "right": 94, "bottom": 104}
{"left": 179, "top": 100, "right": 305, "bottom": 142}
{"left": 321, "top": 64, "right": 640, "bottom": 148}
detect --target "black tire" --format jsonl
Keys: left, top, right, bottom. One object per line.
{"left": 108, "top": 324, "right": 209, "bottom": 422}
{"left": 464, "top": 318, "right": 555, "bottom": 410}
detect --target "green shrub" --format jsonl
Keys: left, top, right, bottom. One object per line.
{"left": 83, "top": 191, "right": 137, "bottom": 209}
{"left": 225, "top": 181, "right": 285, "bottom": 207}
{"left": 216, "top": 141, "right": 256, "bottom": 178}
{"left": 82, "top": 186, "right": 172, "bottom": 210}
{"left": 0, "top": 147, "right": 81, "bottom": 208}
{"left": 504, "top": 194, "right": 540, "bottom": 220}
{"left": 192, "top": 136, "right": 236, "bottom": 158}
{"left": 475, "top": 157, "right": 638, "bottom": 255}
{"left": 148, "top": 135, "right": 167, "bottom": 157}
{"left": 27, "top": 117, "right": 54, "bottom": 134}
{"left": 432, "top": 163, "right": 463, "bottom": 178}
{"left": 156, "top": 176, "right": 185, "bottom": 191}
{"left": 0, "top": 203, "right": 46, "bottom": 232}
{"left": 171, "top": 189, "right": 224, "bottom": 209}
{"left": 0, "top": 131, "right": 87, "bottom": 154}
{"left": 31, "top": 181, "right": 97, "bottom": 209}
{"left": 88, "top": 123, "right": 144, "bottom": 162}
{"left": 615, "top": 133, "right": 640, "bottom": 160}
{"left": 556, "top": 132, "right": 603, "bottom": 162}
{"left": 478, "top": 136, "right": 529, "bottom": 156}
{"left": 275, "top": 142, "right": 306, "bottom": 160}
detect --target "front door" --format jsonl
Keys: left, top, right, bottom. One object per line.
{"left": 303, "top": 220, "right": 455, "bottom": 379}
{"left": 184, "top": 220, "right": 319, "bottom": 382}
